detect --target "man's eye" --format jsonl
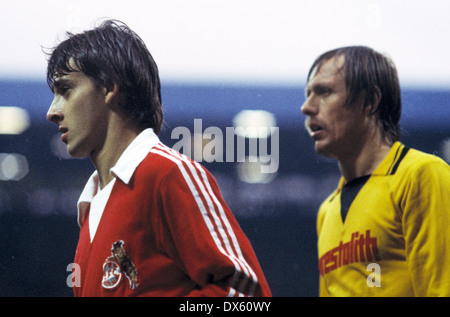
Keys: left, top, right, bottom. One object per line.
{"left": 58, "top": 86, "right": 70, "bottom": 95}
{"left": 318, "top": 87, "right": 330, "bottom": 95}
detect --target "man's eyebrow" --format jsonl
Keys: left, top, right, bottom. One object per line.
{"left": 52, "top": 78, "right": 72, "bottom": 92}
{"left": 304, "top": 81, "right": 333, "bottom": 97}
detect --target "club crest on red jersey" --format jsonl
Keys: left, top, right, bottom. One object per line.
{"left": 102, "top": 259, "right": 123, "bottom": 289}
{"left": 101, "top": 240, "right": 138, "bottom": 290}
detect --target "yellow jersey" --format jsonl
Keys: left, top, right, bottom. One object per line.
{"left": 317, "top": 142, "right": 450, "bottom": 296}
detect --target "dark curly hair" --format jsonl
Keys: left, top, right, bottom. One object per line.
{"left": 46, "top": 19, "right": 164, "bottom": 134}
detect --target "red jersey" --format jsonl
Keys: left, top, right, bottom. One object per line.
{"left": 73, "top": 134, "right": 271, "bottom": 297}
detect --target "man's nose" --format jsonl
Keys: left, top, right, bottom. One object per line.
{"left": 46, "top": 98, "right": 63, "bottom": 124}
{"left": 300, "top": 96, "right": 318, "bottom": 116}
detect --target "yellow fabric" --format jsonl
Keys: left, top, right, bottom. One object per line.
{"left": 317, "top": 142, "right": 450, "bottom": 296}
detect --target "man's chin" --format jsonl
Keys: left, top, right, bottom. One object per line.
{"left": 314, "top": 142, "right": 337, "bottom": 159}
{"left": 67, "top": 146, "right": 89, "bottom": 159}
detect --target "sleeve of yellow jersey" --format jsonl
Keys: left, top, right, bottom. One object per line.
{"left": 401, "top": 157, "right": 450, "bottom": 296}
{"left": 316, "top": 202, "right": 330, "bottom": 297}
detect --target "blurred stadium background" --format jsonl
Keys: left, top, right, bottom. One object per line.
{"left": 0, "top": 1, "right": 449, "bottom": 296}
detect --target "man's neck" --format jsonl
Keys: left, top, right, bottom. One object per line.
{"left": 338, "top": 138, "right": 392, "bottom": 183}
{"left": 92, "top": 123, "right": 142, "bottom": 190}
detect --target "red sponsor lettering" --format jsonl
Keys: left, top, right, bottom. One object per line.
{"left": 319, "top": 230, "right": 381, "bottom": 276}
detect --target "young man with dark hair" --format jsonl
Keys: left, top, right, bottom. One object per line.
{"left": 301, "top": 46, "right": 450, "bottom": 296}
{"left": 46, "top": 19, "right": 271, "bottom": 297}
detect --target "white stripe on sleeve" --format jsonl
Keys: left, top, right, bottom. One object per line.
{"left": 151, "top": 143, "right": 258, "bottom": 297}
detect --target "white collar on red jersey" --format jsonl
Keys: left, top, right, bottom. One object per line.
{"left": 76, "top": 128, "right": 160, "bottom": 226}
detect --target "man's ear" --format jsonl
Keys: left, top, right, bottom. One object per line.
{"left": 363, "top": 86, "right": 382, "bottom": 115}
{"left": 104, "top": 83, "right": 120, "bottom": 105}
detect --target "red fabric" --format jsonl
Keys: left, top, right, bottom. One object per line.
{"left": 74, "top": 143, "right": 271, "bottom": 297}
